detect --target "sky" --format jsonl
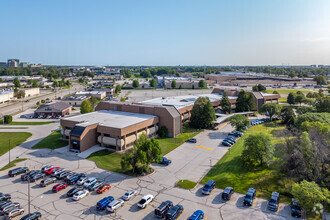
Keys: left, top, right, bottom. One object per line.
{"left": 0, "top": 0, "right": 330, "bottom": 66}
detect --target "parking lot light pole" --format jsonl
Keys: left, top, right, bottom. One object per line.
{"left": 76, "top": 153, "right": 80, "bottom": 169}
{"left": 27, "top": 176, "right": 31, "bottom": 217}
{"left": 8, "top": 139, "right": 11, "bottom": 168}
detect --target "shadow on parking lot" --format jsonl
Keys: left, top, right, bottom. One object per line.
{"left": 235, "top": 196, "right": 246, "bottom": 209}
{"left": 211, "top": 193, "right": 227, "bottom": 205}
{"left": 43, "top": 189, "right": 54, "bottom": 195}
{"left": 141, "top": 211, "right": 156, "bottom": 220}
{"left": 127, "top": 203, "right": 140, "bottom": 213}
{"left": 82, "top": 206, "right": 108, "bottom": 217}
{"left": 208, "top": 131, "right": 226, "bottom": 140}
{"left": 194, "top": 187, "right": 207, "bottom": 197}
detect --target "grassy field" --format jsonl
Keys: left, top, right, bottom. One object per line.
{"left": 201, "top": 122, "right": 295, "bottom": 203}
{"left": 176, "top": 180, "right": 198, "bottom": 189}
{"left": 278, "top": 97, "right": 287, "bottom": 103}
{"left": 0, "top": 158, "right": 27, "bottom": 171}
{"left": 88, "top": 124, "right": 201, "bottom": 174}
{"left": 0, "top": 120, "right": 53, "bottom": 125}
{"left": 265, "top": 89, "right": 311, "bottom": 94}
{"left": 32, "top": 130, "right": 68, "bottom": 149}
{"left": 0, "top": 132, "right": 32, "bottom": 157}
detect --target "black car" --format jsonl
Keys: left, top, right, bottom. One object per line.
{"left": 63, "top": 172, "right": 76, "bottom": 182}
{"left": 67, "top": 174, "right": 84, "bottom": 185}
{"left": 21, "top": 170, "right": 40, "bottom": 181}
{"left": 165, "top": 204, "right": 184, "bottom": 220}
{"left": 88, "top": 181, "right": 103, "bottom": 191}
{"left": 67, "top": 187, "right": 84, "bottom": 197}
{"left": 40, "top": 177, "right": 57, "bottom": 187}
{"left": 8, "top": 167, "right": 29, "bottom": 177}
{"left": 20, "top": 211, "right": 42, "bottom": 220}
{"left": 29, "top": 173, "right": 45, "bottom": 182}
{"left": 155, "top": 200, "right": 173, "bottom": 218}
{"left": 222, "top": 187, "right": 234, "bottom": 201}
{"left": 291, "top": 199, "right": 302, "bottom": 218}
{"left": 0, "top": 193, "right": 11, "bottom": 201}
{"left": 222, "top": 141, "right": 232, "bottom": 146}
{"left": 0, "top": 200, "right": 11, "bottom": 209}
{"left": 187, "top": 138, "right": 197, "bottom": 143}
{"left": 243, "top": 188, "right": 256, "bottom": 206}
{"left": 268, "top": 192, "right": 280, "bottom": 212}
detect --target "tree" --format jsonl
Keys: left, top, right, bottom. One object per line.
{"left": 121, "top": 147, "right": 139, "bottom": 174}
{"left": 14, "top": 89, "right": 25, "bottom": 99}
{"left": 273, "top": 90, "right": 279, "bottom": 94}
{"left": 132, "top": 80, "right": 139, "bottom": 88}
{"left": 247, "top": 93, "right": 256, "bottom": 111}
{"left": 241, "top": 132, "right": 273, "bottom": 167}
{"left": 120, "top": 69, "right": 132, "bottom": 78}
{"left": 115, "top": 84, "right": 121, "bottom": 93}
{"left": 80, "top": 99, "right": 93, "bottom": 114}
{"left": 296, "top": 112, "right": 330, "bottom": 128}
{"left": 258, "top": 103, "right": 282, "bottom": 121}
{"left": 295, "top": 94, "right": 304, "bottom": 106}
{"left": 220, "top": 91, "right": 231, "bottom": 113}
{"left": 31, "top": 80, "right": 38, "bottom": 88}
{"left": 291, "top": 180, "right": 329, "bottom": 212}
{"left": 287, "top": 93, "right": 296, "bottom": 105}
{"left": 141, "top": 69, "right": 152, "bottom": 78}
{"left": 252, "top": 85, "right": 259, "bottom": 92}
{"left": 89, "top": 97, "right": 100, "bottom": 109}
{"left": 296, "top": 106, "right": 315, "bottom": 115}
{"left": 230, "top": 114, "right": 250, "bottom": 131}
{"left": 257, "top": 84, "right": 266, "bottom": 92}
{"left": 280, "top": 106, "right": 296, "bottom": 127}
{"left": 190, "top": 97, "right": 216, "bottom": 129}
{"left": 235, "top": 90, "right": 249, "bottom": 112}
{"left": 13, "top": 77, "right": 21, "bottom": 88}
{"left": 66, "top": 80, "right": 71, "bottom": 87}
{"left": 158, "top": 126, "right": 168, "bottom": 138}
{"left": 52, "top": 80, "right": 58, "bottom": 88}
{"left": 0, "top": 78, "right": 3, "bottom": 82}
{"left": 4, "top": 115, "right": 12, "bottom": 124}
{"left": 198, "top": 80, "right": 206, "bottom": 88}
{"left": 315, "top": 97, "right": 330, "bottom": 113}
{"left": 313, "top": 75, "right": 327, "bottom": 85}
{"left": 171, "top": 80, "right": 177, "bottom": 89}
{"left": 149, "top": 78, "right": 157, "bottom": 88}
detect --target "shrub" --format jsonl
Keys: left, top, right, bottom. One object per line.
{"left": 4, "top": 115, "right": 12, "bottom": 124}
{"left": 296, "top": 112, "right": 330, "bottom": 128}
{"left": 158, "top": 126, "right": 168, "bottom": 138}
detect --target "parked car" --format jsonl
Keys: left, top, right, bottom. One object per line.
{"left": 72, "top": 190, "right": 89, "bottom": 201}
{"left": 77, "top": 177, "right": 88, "bottom": 186}
{"left": 221, "top": 140, "right": 232, "bottom": 146}
{"left": 8, "top": 167, "right": 29, "bottom": 177}
{"left": 20, "top": 211, "right": 42, "bottom": 220}
{"left": 67, "top": 187, "right": 84, "bottom": 197}
{"left": 228, "top": 131, "right": 243, "bottom": 137}
{"left": 0, "top": 201, "right": 11, "bottom": 210}
{"left": 96, "top": 184, "right": 111, "bottom": 194}
{"left": 40, "top": 177, "right": 57, "bottom": 187}
{"left": 56, "top": 171, "right": 69, "bottom": 179}
{"left": 160, "top": 157, "right": 172, "bottom": 166}
{"left": 45, "top": 167, "right": 60, "bottom": 175}
{"left": 225, "top": 136, "right": 236, "bottom": 143}
{"left": 165, "top": 204, "right": 184, "bottom": 220}
{"left": 188, "top": 210, "right": 204, "bottom": 220}
{"left": 67, "top": 175, "right": 81, "bottom": 185}
{"left": 202, "top": 180, "right": 216, "bottom": 195}
{"left": 268, "top": 192, "right": 280, "bottom": 212}
{"left": 0, "top": 194, "right": 11, "bottom": 201}
{"left": 106, "top": 199, "right": 124, "bottom": 212}
{"left": 87, "top": 181, "right": 102, "bottom": 192}
{"left": 63, "top": 172, "right": 77, "bottom": 182}
{"left": 223, "top": 138, "right": 235, "bottom": 144}
{"left": 21, "top": 170, "right": 40, "bottom": 181}
{"left": 83, "top": 177, "right": 97, "bottom": 188}
{"left": 4, "top": 207, "right": 24, "bottom": 219}
{"left": 97, "top": 196, "right": 114, "bottom": 210}
{"left": 122, "top": 190, "right": 137, "bottom": 201}
{"left": 222, "top": 187, "right": 234, "bottom": 201}
{"left": 0, "top": 202, "right": 20, "bottom": 215}
{"left": 187, "top": 138, "right": 197, "bottom": 143}
{"left": 291, "top": 198, "right": 302, "bottom": 218}
{"left": 29, "top": 173, "right": 45, "bottom": 182}
{"left": 41, "top": 165, "right": 54, "bottom": 173}
{"left": 155, "top": 200, "right": 173, "bottom": 218}
{"left": 51, "top": 168, "right": 66, "bottom": 177}
{"left": 137, "top": 194, "right": 154, "bottom": 209}
{"left": 243, "top": 188, "right": 256, "bottom": 206}
{"left": 52, "top": 183, "right": 67, "bottom": 193}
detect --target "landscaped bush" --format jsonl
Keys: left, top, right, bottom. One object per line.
{"left": 158, "top": 126, "right": 168, "bottom": 138}
{"left": 296, "top": 112, "right": 330, "bottom": 128}
{"left": 4, "top": 115, "right": 12, "bottom": 124}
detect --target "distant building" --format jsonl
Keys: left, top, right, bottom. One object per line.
{"left": 19, "top": 87, "right": 40, "bottom": 97}
{"left": 0, "top": 89, "right": 14, "bottom": 103}
{"left": 20, "top": 62, "right": 29, "bottom": 68}
{"left": 35, "top": 102, "right": 72, "bottom": 117}
{"left": 61, "top": 95, "right": 88, "bottom": 107}
{"left": 7, "top": 59, "right": 19, "bottom": 67}
{"left": 76, "top": 91, "right": 106, "bottom": 99}
{"left": 0, "top": 62, "right": 7, "bottom": 67}
{"left": 29, "top": 64, "right": 43, "bottom": 68}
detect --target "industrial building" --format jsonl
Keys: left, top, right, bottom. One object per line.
{"left": 76, "top": 91, "right": 106, "bottom": 99}
{"left": 35, "top": 102, "right": 72, "bottom": 117}
{"left": 19, "top": 88, "right": 40, "bottom": 97}
{"left": 0, "top": 89, "right": 14, "bottom": 103}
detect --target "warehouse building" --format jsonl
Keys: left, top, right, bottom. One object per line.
{"left": 35, "top": 102, "right": 72, "bottom": 118}
{"left": 0, "top": 89, "right": 14, "bottom": 103}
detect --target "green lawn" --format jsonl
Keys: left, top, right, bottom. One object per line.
{"left": 88, "top": 125, "right": 201, "bottom": 174}
{"left": 265, "top": 89, "right": 311, "bottom": 94}
{"left": 278, "top": 97, "right": 287, "bottom": 103}
{"left": 0, "top": 132, "right": 32, "bottom": 157}
{"left": 176, "top": 180, "right": 198, "bottom": 189}
{"left": 0, "top": 158, "right": 27, "bottom": 171}
{"left": 0, "top": 120, "right": 53, "bottom": 125}
{"left": 201, "top": 122, "right": 295, "bottom": 203}
{"left": 32, "top": 130, "right": 68, "bottom": 149}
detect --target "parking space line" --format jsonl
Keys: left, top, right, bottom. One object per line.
{"left": 177, "top": 209, "right": 185, "bottom": 220}
{"left": 229, "top": 193, "right": 236, "bottom": 202}
{"left": 252, "top": 198, "right": 258, "bottom": 208}
{"left": 205, "top": 216, "right": 208, "bottom": 220}
{"left": 277, "top": 204, "right": 280, "bottom": 214}
{"left": 194, "top": 146, "right": 214, "bottom": 151}
{"left": 218, "top": 122, "right": 229, "bottom": 130}
{"left": 86, "top": 188, "right": 115, "bottom": 206}
{"left": 133, "top": 199, "right": 156, "bottom": 220}
{"left": 209, "top": 189, "right": 216, "bottom": 197}
{"left": 264, "top": 201, "right": 269, "bottom": 211}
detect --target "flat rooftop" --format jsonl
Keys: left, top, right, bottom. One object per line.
{"left": 76, "top": 91, "right": 105, "bottom": 95}
{"left": 141, "top": 93, "right": 237, "bottom": 109}
{"left": 65, "top": 110, "right": 157, "bottom": 129}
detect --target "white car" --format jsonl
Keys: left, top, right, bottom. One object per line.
{"left": 106, "top": 199, "right": 124, "bottom": 212}
{"left": 122, "top": 190, "right": 137, "bottom": 201}
{"left": 77, "top": 177, "right": 88, "bottom": 185}
{"left": 72, "top": 190, "right": 89, "bottom": 201}
{"left": 137, "top": 194, "right": 154, "bottom": 208}
{"left": 83, "top": 177, "right": 97, "bottom": 188}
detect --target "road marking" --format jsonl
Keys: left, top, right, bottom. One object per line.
{"left": 205, "top": 216, "right": 208, "bottom": 220}
{"left": 252, "top": 198, "right": 258, "bottom": 208}
{"left": 277, "top": 204, "right": 280, "bottom": 214}
{"left": 209, "top": 189, "right": 216, "bottom": 197}
{"left": 87, "top": 187, "right": 115, "bottom": 206}
{"left": 229, "top": 193, "right": 236, "bottom": 202}
{"left": 133, "top": 199, "right": 156, "bottom": 220}
{"left": 177, "top": 209, "right": 185, "bottom": 220}
{"left": 264, "top": 201, "right": 269, "bottom": 211}
{"left": 218, "top": 122, "right": 229, "bottom": 130}
{"left": 119, "top": 195, "right": 139, "bottom": 219}
{"left": 194, "top": 146, "right": 214, "bottom": 151}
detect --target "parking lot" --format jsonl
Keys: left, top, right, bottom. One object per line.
{"left": 0, "top": 123, "right": 294, "bottom": 219}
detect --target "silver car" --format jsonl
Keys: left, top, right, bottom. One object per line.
{"left": 122, "top": 190, "right": 137, "bottom": 201}
{"left": 1, "top": 202, "right": 20, "bottom": 215}
{"left": 51, "top": 168, "right": 66, "bottom": 177}
{"left": 4, "top": 207, "right": 24, "bottom": 219}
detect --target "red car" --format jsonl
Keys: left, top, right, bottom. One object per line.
{"left": 52, "top": 183, "right": 67, "bottom": 192}
{"left": 96, "top": 184, "right": 111, "bottom": 194}
{"left": 45, "top": 167, "right": 60, "bottom": 175}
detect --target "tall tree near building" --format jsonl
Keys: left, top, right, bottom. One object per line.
{"left": 149, "top": 78, "right": 157, "bottom": 88}
{"left": 198, "top": 80, "right": 206, "bottom": 88}
{"left": 52, "top": 80, "right": 58, "bottom": 88}
{"left": 230, "top": 114, "right": 250, "bottom": 131}
{"left": 190, "top": 97, "right": 216, "bottom": 129}
{"left": 252, "top": 85, "right": 259, "bottom": 92}
{"left": 313, "top": 75, "right": 327, "bottom": 85}
{"left": 235, "top": 90, "right": 249, "bottom": 112}
{"left": 132, "top": 80, "right": 139, "bottom": 88}
{"left": 280, "top": 106, "right": 296, "bottom": 127}
{"left": 115, "top": 84, "right": 121, "bottom": 93}
{"left": 295, "top": 94, "right": 304, "bottom": 106}
{"left": 32, "top": 80, "right": 38, "bottom": 88}
{"left": 258, "top": 103, "right": 282, "bottom": 121}
{"left": 220, "top": 91, "right": 231, "bottom": 113}
{"left": 247, "top": 93, "right": 256, "bottom": 111}
{"left": 13, "top": 77, "right": 21, "bottom": 88}
{"left": 287, "top": 93, "right": 296, "bottom": 105}
{"left": 80, "top": 99, "right": 94, "bottom": 114}
{"left": 171, "top": 80, "right": 177, "bottom": 89}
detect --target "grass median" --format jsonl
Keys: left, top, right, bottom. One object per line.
{"left": 32, "top": 130, "right": 68, "bottom": 149}
{"left": 201, "top": 122, "right": 294, "bottom": 203}
{"left": 0, "top": 120, "right": 53, "bottom": 125}
{"left": 0, "top": 132, "right": 32, "bottom": 157}
{"left": 176, "top": 180, "right": 197, "bottom": 189}
{"left": 0, "top": 158, "right": 27, "bottom": 171}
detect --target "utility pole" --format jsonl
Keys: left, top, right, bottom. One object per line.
{"left": 8, "top": 139, "right": 11, "bottom": 167}
{"left": 27, "top": 175, "right": 31, "bottom": 217}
